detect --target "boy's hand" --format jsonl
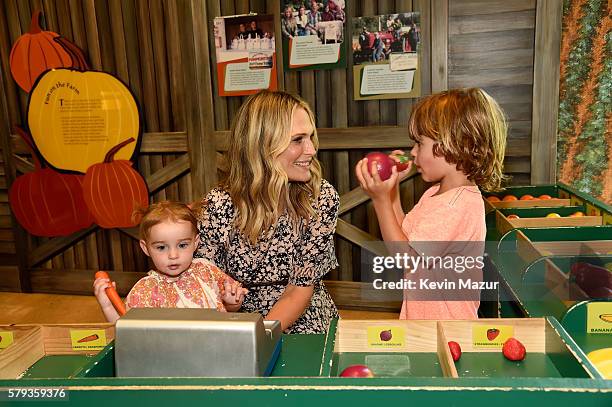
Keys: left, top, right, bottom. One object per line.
{"left": 222, "top": 279, "right": 248, "bottom": 306}
{"left": 355, "top": 157, "right": 401, "bottom": 202}
{"left": 93, "top": 277, "right": 114, "bottom": 309}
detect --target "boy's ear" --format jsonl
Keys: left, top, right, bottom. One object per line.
{"left": 139, "top": 240, "right": 150, "bottom": 257}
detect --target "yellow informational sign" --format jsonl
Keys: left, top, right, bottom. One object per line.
{"left": 587, "top": 302, "right": 612, "bottom": 334}
{"left": 472, "top": 325, "right": 514, "bottom": 348}
{"left": 70, "top": 329, "right": 107, "bottom": 351}
{"left": 367, "top": 326, "right": 405, "bottom": 348}
{"left": 28, "top": 69, "right": 140, "bottom": 173}
{"left": 0, "top": 331, "right": 14, "bottom": 349}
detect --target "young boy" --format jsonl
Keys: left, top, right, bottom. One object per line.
{"left": 356, "top": 88, "right": 507, "bottom": 319}
{"left": 94, "top": 201, "right": 247, "bottom": 323}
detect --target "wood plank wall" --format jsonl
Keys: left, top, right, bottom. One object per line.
{"left": 448, "top": 0, "right": 537, "bottom": 186}
{"left": 0, "top": 0, "right": 553, "bottom": 296}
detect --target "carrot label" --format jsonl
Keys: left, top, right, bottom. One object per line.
{"left": 472, "top": 325, "right": 513, "bottom": 348}
{"left": 70, "top": 329, "right": 107, "bottom": 350}
{"left": 587, "top": 302, "right": 612, "bottom": 334}
{"left": 0, "top": 331, "right": 14, "bottom": 349}
{"left": 367, "top": 326, "right": 405, "bottom": 348}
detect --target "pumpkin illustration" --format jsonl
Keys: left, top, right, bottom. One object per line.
{"left": 82, "top": 138, "right": 149, "bottom": 228}
{"left": 28, "top": 68, "right": 140, "bottom": 173}
{"left": 54, "top": 36, "right": 89, "bottom": 71}
{"left": 8, "top": 127, "right": 94, "bottom": 237}
{"left": 9, "top": 10, "right": 73, "bottom": 92}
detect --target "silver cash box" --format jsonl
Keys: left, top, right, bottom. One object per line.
{"left": 114, "top": 308, "right": 282, "bottom": 377}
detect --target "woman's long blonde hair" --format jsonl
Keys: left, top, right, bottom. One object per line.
{"left": 222, "top": 91, "right": 322, "bottom": 244}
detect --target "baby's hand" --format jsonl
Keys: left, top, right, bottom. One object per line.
{"left": 222, "top": 279, "right": 248, "bottom": 306}
{"left": 93, "top": 277, "right": 114, "bottom": 309}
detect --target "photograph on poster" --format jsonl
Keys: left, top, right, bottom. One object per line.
{"left": 281, "top": 0, "right": 347, "bottom": 70}
{"left": 213, "top": 14, "right": 277, "bottom": 96}
{"left": 352, "top": 12, "right": 421, "bottom": 100}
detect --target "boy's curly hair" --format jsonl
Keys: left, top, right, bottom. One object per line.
{"left": 408, "top": 88, "right": 508, "bottom": 191}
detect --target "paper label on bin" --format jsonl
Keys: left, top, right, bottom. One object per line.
{"left": 70, "top": 329, "right": 107, "bottom": 350}
{"left": 472, "top": 325, "right": 513, "bottom": 348}
{"left": 367, "top": 326, "right": 405, "bottom": 348}
{"left": 0, "top": 331, "right": 14, "bottom": 349}
{"left": 587, "top": 302, "right": 612, "bottom": 334}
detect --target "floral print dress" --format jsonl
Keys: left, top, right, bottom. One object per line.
{"left": 126, "top": 259, "right": 233, "bottom": 312}
{"left": 195, "top": 180, "right": 340, "bottom": 334}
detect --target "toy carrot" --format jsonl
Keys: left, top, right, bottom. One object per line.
{"left": 77, "top": 333, "right": 99, "bottom": 343}
{"left": 94, "top": 271, "right": 126, "bottom": 316}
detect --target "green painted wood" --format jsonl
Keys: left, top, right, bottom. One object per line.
{"left": 332, "top": 352, "right": 442, "bottom": 377}
{"left": 269, "top": 334, "right": 326, "bottom": 377}
{"left": 20, "top": 355, "right": 95, "bottom": 379}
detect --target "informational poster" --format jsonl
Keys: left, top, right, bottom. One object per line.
{"left": 352, "top": 12, "right": 421, "bottom": 100}
{"left": 281, "top": 0, "right": 347, "bottom": 70}
{"left": 214, "top": 14, "right": 278, "bottom": 96}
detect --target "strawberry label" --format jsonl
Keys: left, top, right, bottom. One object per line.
{"left": 367, "top": 326, "right": 405, "bottom": 348}
{"left": 587, "top": 302, "right": 612, "bottom": 334}
{"left": 472, "top": 325, "right": 513, "bottom": 348}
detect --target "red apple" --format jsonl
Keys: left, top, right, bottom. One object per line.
{"left": 339, "top": 364, "right": 375, "bottom": 377}
{"left": 570, "top": 262, "right": 612, "bottom": 298}
{"left": 379, "top": 329, "right": 392, "bottom": 341}
{"left": 365, "top": 152, "right": 394, "bottom": 181}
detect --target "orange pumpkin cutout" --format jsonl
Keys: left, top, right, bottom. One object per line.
{"left": 83, "top": 138, "right": 149, "bottom": 228}
{"left": 8, "top": 127, "right": 94, "bottom": 237}
{"left": 9, "top": 10, "right": 73, "bottom": 92}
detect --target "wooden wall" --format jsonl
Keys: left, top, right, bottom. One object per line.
{"left": 0, "top": 0, "right": 560, "bottom": 305}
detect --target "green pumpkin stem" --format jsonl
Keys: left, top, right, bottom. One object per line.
{"left": 14, "top": 126, "right": 42, "bottom": 171}
{"left": 104, "top": 138, "right": 135, "bottom": 163}
{"left": 29, "top": 10, "right": 43, "bottom": 34}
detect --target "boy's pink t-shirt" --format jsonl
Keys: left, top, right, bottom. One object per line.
{"left": 399, "top": 184, "right": 485, "bottom": 320}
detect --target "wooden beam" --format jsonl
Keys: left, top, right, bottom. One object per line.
{"left": 215, "top": 126, "right": 415, "bottom": 151}
{"left": 336, "top": 219, "right": 388, "bottom": 258}
{"left": 531, "top": 0, "right": 561, "bottom": 184}
{"left": 12, "top": 132, "right": 189, "bottom": 154}
{"left": 145, "top": 154, "right": 190, "bottom": 193}
{"left": 179, "top": 0, "right": 217, "bottom": 197}
{"left": 28, "top": 226, "right": 98, "bottom": 268}
{"left": 30, "top": 268, "right": 146, "bottom": 296}
{"left": 431, "top": 0, "right": 449, "bottom": 92}
{"left": 11, "top": 154, "right": 34, "bottom": 173}
{"left": 324, "top": 280, "right": 401, "bottom": 312}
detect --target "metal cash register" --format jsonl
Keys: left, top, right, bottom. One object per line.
{"left": 114, "top": 308, "right": 282, "bottom": 377}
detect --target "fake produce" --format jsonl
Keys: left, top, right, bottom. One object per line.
{"left": 502, "top": 338, "right": 526, "bottom": 361}
{"left": 94, "top": 271, "right": 126, "bottom": 316}
{"left": 365, "top": 152, "right": 411, "bottom": 181}
{"left": 487, "top": 328, "right": 500, "bottom": 341}
{"left": 339, "top": 365, "right": 374, "bottom": 377}
{"left": 448, "top": 341, "right": 462, "bottom": 361}
{"left": 570, "top": 262, "right": 612, "bottom": 298}
{"left": 379, "top": 329, "right": 392, "bottom": 341}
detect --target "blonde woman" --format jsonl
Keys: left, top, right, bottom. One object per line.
{"left": 196, "top": 90, "right": 339, "bottom": 334}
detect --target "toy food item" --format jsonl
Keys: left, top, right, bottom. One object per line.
{"left": 94, "top": 271, "right": 126, "bottom": 316}
{"left": 487, "top": 328, "right": 500, "bottom": 341}
{"left": 546, "top": 213, "right": 561, "bottom": 218}
{"left": 365, "top": 152, "right": 411, "bottom": 181}
{"left": 502, "top": 338, "right": 526, "bottom": 361}
{"left": 379, "top": 329, "right": 392, "bottom": 341}
{"left": 339, "top": 365, "right": 375, "bottom": 377}
{"left": 538, "top": 194, "right": 552, "bottom": 199}
{"left": 568, "top": 211, "right": 585, "bottom": 217}
{"left": 486, "top": 196, "right": 501, "bottom": 202}
{"left": 587, "top": 348, "right": 612, "bottom": 379}
{"left": 520, "top": 194, "right": 534, "bottom": 200}
{"left": 502, "top": 195, "right": 518, "bottom": 202}
{"left": 448, "top": 341, "right": 462, "bottom": 362}
{"left": 507, "top": 214, "right": 520, "bottom": 219}
{"left": 570, "top": 262, "right": 612, "bottom": 298}
{"left": 77, "top": 334, "right": 100, "bottom": 343}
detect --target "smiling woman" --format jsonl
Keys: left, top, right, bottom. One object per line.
{"left": 195, "top": 90, "right": 340, "bottom": 334}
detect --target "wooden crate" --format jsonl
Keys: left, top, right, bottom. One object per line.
{"left": 496, "top": 211, "right": 603, "bottom": 235}
{"left": 331, "top": 318, "right": 601, "bottom": 379}
{"left": 0, "top": 323, "right": 114, "bottom": 379}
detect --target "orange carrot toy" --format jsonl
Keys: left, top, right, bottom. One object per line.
{"left": 95, "top": 271, "right": 126, "bottom": 316}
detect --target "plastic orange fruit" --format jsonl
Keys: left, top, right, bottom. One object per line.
{"left": 507, "top": 214, "right": 520, "bottom": 219}
{"left": 486, "top": 196, "right": 501, "bottom": 202}
{"left": 520, "top": 195, "right": 534, "bottom": 200}
{"left": 538, "top": 194, "right": 552, "bottom": 199}
{"left": 502, "top": 195, "right": 518, "bottom": 202}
